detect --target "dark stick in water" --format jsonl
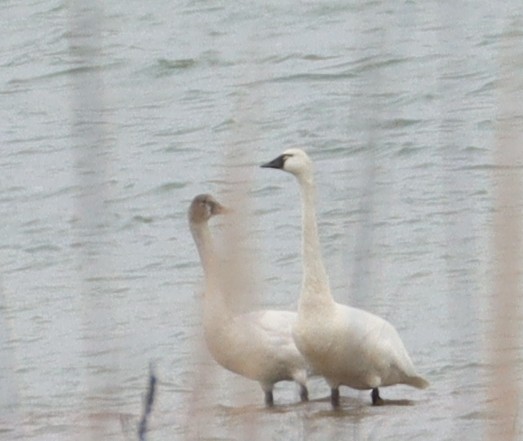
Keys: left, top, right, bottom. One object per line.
{"left": 138, "top": 363, "right": 157, "bottom": 441}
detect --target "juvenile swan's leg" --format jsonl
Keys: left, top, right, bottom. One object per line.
{"left": 299, "top": 384, "right": 309, "bottom": 402}
{"left": 264, "top": 390, "right": 274, "bottom": 407}
{"left": 371, "top": 388, "right": 384, "bottom": 405}
{"left": 331, "top": 388, "right": 340, "bottom": 407}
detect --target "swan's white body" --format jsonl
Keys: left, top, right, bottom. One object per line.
{"left": 188, "top": 194, "right": 310, "bottom": 405}
{"left": 261, "top": 150, "right": 428, "bottom": 405}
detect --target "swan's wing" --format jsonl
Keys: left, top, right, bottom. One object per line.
{"left": 234, "top": 310, "right": 297, "bottom": 349}
{"left": 341, "top": 305, "right": 417, "bottom": 373}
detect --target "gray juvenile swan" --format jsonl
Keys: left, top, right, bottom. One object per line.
{"left": 188, "top": 193, "right": 310, "bottom": 406}
{"left": 261, "top": 149, "right": 429, "bottom": 407}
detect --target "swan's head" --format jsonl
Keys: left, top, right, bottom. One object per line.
{"left": 260, "top": 148, "right": 312, "bottom": 177}
{"left": 189, "top": 194, "right": 227, "bottom": 225}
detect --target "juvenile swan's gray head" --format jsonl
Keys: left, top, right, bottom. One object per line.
{"left": 260, "top": 148, "right": 312, "bottom": 177}
{"left": 188, "top": 194, "right": 227, "bottom": 225}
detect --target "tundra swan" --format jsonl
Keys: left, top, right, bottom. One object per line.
{"left": 261, "top": 150, "right": 429, "bottom": 407}
{"left": 188, "top": 193, "right": 310, "bottom": 406}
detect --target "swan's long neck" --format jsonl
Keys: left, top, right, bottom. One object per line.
{"left": 190, "top": 221, "right": 232, "bottom": 321}
{"left": 190, "top": 222, "right": 216, "bottom": 284}
{"left": 297, "top": 173, "right": 334, "bottom": 311}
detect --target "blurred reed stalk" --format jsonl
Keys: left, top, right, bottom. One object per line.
{"left": 221, "top": 145, "right": 264, "bottom": 440}
{"left": 183, "top": 94, "right": 263, "bottom": 440}
{"left": 68, "top": 1, "right": 120, "bottom": 439}
{"left": 0, "top": 281, "right": 24, "bottom": 438}
{"left": 487, "top": 30, "right": 522, "bottom": 441}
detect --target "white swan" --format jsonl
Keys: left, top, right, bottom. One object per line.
{"left": 261, "top": 149, "right": 429, "bottom": 407}
{"left": 188, "top": 193, "right": 310, "bottom": 406}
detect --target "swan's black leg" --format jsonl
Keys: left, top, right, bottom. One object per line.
{"left": 331, "top": 387, "right": 340, "bottom": 407}
{"left": 264, "top": 390, "right": 274, "bottom": 407}
{"left": 371, "top": 388, "right": 384, "bottom": 405}
{"left": 300, "top": 384, "right": 309, "bottom": 402}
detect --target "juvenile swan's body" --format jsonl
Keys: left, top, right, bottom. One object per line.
{"left": 188, "top": 194, "right": 310, "bottom": 406}
{"left": 261, "top": 150, "right": 429, "bottom": 407}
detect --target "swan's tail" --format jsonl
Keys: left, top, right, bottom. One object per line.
{"left": 408, "top": 375, "right": 430, "bottom": 389}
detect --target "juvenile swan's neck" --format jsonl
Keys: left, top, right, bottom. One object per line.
{"left": 297, "top": 173, "right": 334, "bottom": 310}
{"left": 190, "top": 222, "right": 217, "bottom": 287}
{"left": 190, "top": 222, "right": 232, "bottom": 321}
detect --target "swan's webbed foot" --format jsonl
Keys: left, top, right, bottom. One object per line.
{"left": 371, "top": 388, "right": 384, "bottom": 406}
{"left": 264, "top": 390, "right": 274, "bottom": 407}
{"left": 299, "top": 384, "right": 309, "bottom": 402}
{"left": 331, "top": 388, "right": 340, "bottom": 408}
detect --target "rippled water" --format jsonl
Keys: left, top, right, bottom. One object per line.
{"left": 2, "top": 1, "right": 523, "bottom": 440}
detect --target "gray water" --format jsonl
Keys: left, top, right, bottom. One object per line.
{"left": 2, "top": 1, "right": 523, "bottom": 440}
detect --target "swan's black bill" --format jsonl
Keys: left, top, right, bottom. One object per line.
{"left": 260, "top": 154, "right": 285, "bottom": 170}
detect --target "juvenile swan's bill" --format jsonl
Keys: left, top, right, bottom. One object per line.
{"left": 261, "top": 150, "right": 429, "bottom": 407}
{"left": 188, "top": 193, "right": 311, "bottom": 406}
